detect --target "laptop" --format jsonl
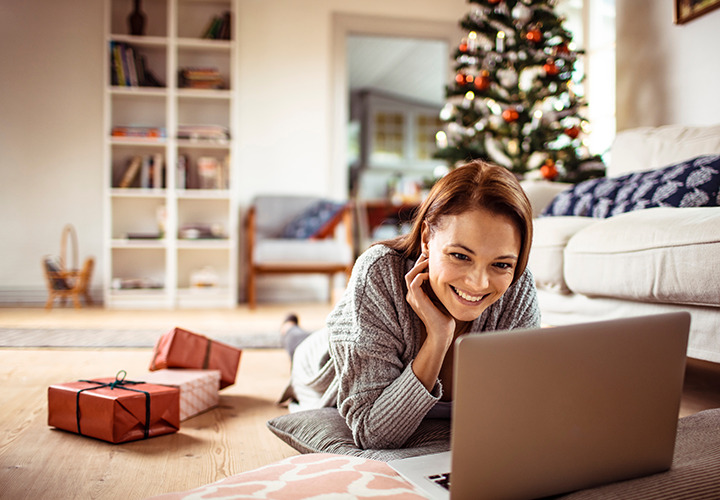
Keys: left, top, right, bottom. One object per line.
{"left": 389, "top": 312, "right": 690, "bottom": 500}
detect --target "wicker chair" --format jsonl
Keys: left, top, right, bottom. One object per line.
{"left": 43, "top": 224, "right": 94, "bottom": 309}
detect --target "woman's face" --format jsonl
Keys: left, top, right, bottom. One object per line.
{"left": 422, "top": 208, "right": 521, "bottom": 323}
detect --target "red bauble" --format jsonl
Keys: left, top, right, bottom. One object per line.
{"left": 540, "top": 160, "right": 558, "bottom": 180}
{"left": 474, "top": 76, "right": 490, "bottom": 91}
{"left": 459, "top": 42, "right": 468, "bottom": 52}
{"left": 502, "top": 108, "right": 519, "bottom": 123}
{"left": 488, "top": 0, "right": 502, "bottom": 4}
{"left": 564, "top": 126, "right": 581, "bottom": 139}
{"left": 455, "top": 72, "right": 466, "bottom": 85}
{"left": 525, "top": 29, "right": 542, "bottom": 43}
{"left": 555, "top": 43, "right": 570, "bottom": 55}
{"left": 543, "top": 60, "right": 559, "bottom": 76}
{"left": 474, "top": 70, "right": 491, "bottom": 91}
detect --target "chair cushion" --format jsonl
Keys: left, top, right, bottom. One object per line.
{"left": 564, "top": 207, "right": 720, "bottom": 307}
{"left": 253, "top": 239, "right": 352, "bottom": 265}
{"left": 280, "top": 200, "right": 346, "bottom": 239}
{"left": 542, "top": 155, "right": 720, "bottom": 218}
{"left": 266, "top": 407, "right": 450, "bottom": 461}
{"left": 529, "top": 217, "right": 600, "bottom": 293}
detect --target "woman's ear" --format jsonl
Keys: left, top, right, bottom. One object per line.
{"left": 420, "top": 221, "right": 430, "bottom": 254}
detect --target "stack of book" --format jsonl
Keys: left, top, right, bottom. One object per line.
{"left": 178, "top": 68, "right": 224, "bottom": 89}
{"left": 177, "top": 124, "right": 229, "bottom": 141}
{"left": 110, "top": 41, "right": 163, "bottom": 87}
{"left": 112, "top": 126, "right": 166, "bottom": 139}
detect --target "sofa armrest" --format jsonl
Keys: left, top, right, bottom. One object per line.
{"left": 520, "top": 180, "right": 572, "bottom": 218}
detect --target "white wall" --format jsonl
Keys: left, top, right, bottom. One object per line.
{"left": 0, "top": 1, "right": 104, "bottom": 302}
{"left": 0, "top": 0, "right": 466, "bottom": 304}
{"left": 5, "top": 0, "right": 716, "bottom": 304}
{"left": 616, "top": 0, "right": 720, "bottom": 130}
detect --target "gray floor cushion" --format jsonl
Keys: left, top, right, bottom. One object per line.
{"left": 267, "top": 407, "right": 450, "bottom": 461}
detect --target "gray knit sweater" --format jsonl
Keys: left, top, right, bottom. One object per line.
{"left": 291, "top": 244, "right": 540, "bottom": 449}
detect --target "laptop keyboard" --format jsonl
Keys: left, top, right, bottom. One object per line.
{"left": 428, "top": 472, "right": 451, "bottom": 490}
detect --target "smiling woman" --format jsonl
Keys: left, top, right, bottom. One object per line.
{"left": 280, "top": 161, "right": 540, "bottom": 450}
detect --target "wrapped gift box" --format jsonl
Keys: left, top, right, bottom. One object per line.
{"left": 149, "top": 327, "right": 242, "bottom": 389}
{"left": 48, "top": 372, "right": 180, "bottom": 443}
{"left": 141, "top": 369, "right": 220, "bottom": 421}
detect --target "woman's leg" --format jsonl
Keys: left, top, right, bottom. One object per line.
{"left": 281, "top": 314, "right": 311, "bottom": 360}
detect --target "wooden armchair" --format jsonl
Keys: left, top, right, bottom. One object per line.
{"left": 245, "top": 195, "right": 354, "bottom": 309}
{"left": 43, "top": 224, "right": 95, "bottom": 310}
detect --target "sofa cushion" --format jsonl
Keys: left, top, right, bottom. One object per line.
{"left": 542, "top": 155, "right": 720, "bottom": 218}
{"left": 529, "top": 217, "right": 600, "bottom": 293}
{"left": 563, "top": 207, "right": 720, "bottom": 307}
{"left": 609, "top": 124, "right": 720, "bottom": 177}
{"left": 267, "top": 407, "right": 451, "bottom": 461}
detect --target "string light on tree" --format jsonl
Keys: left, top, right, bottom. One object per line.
{"left": 434, "top": 0, "right": 605, "bottom": 182}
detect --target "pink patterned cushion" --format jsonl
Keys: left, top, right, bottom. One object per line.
{"left": 149, "top": 453, "right": 428, "bottom": 500}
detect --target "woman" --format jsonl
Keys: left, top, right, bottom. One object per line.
{"left": 283, "top": 160, "right": 540, "bottom": 450}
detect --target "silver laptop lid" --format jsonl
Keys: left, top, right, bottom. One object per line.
{"left": 450, "top": 312, "right": 690, "bottom": 500}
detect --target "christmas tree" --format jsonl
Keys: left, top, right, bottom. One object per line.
{"left": 435, "top": 0, "right": 604, "bottom": 182}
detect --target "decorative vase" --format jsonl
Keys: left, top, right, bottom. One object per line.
{"left": 128, "top": 0, "right": 146, "bottom": 36}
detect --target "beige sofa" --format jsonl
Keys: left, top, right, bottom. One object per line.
{"left": 522, "top": 124, "right": 720, "bottom": 363}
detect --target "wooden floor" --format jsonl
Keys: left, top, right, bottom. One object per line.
{"left": 1, "top": 304, "right": 719, "bottom": 499}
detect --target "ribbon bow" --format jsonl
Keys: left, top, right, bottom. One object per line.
{"left": 76, "top": 370, "right": 151, "bottom": 439}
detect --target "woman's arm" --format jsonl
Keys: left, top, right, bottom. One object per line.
{"left": 328, "top": 248, "right": 441, "bottom": 449}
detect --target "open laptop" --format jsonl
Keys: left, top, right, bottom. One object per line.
{"left": 389, "top": 312, "right": 690, "bottom": 500}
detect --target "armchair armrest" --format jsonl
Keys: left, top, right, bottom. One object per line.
{"left": 520, "top": 180, "right": 572, "bottom": 218}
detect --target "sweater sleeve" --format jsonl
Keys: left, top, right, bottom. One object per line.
{"left": 326, "top": 247, "right": 440, "bottom": 449}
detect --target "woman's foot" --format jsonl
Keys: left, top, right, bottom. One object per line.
{"left": 280, "top": 313, "right": 299, "bottom": 336}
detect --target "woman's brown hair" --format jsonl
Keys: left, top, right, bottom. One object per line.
{"left": 383, "top": 160, "right": 533, "bottom": 284}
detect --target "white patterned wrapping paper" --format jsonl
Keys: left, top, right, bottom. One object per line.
{"left": 141, "top": 369, "right": 221, "bottom": 420}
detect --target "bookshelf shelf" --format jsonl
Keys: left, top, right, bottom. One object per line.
{"left": 103, "top": 0, "right": 238, "bottom": 309}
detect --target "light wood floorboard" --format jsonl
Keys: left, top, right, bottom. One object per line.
{"left": 1, "top": 304, "right": 719, "bottom": 499}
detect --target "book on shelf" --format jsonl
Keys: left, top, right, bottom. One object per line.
{"left": 118, "top": 155, "right": 143, "bottom": 188}
{"left": 117, "top": 154, "right": 165, "bottom": 188}
{"left": 178, "top": 67, "right": 224, "bottom": 89}
{"left": 202, "top": 11, "right": 231, "bottom": 40}
{"left": 140, "top": 153, "right": 165, "bottom": 188}
{"left": 176, "top": 154, "right": 229, "bottom": 190}
{"left": 110, "top": 41, "right": 164, "bottom": 88}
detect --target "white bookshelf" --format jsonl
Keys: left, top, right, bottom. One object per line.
{"left": 103, "top": 0, "right": 238, "bottom": 308}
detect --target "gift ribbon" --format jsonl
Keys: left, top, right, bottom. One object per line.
{"left": 76, "top": 370, "right": 151, "bottom": 439}
{"left": 202, "top": 340, "right": 213, "bottom": 369}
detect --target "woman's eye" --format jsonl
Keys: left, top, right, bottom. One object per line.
{"left": 494, "top": 262, "right": 513, "bottom": 270}
{"left": 450, "top": 253, "right": 469, "bottom": 261}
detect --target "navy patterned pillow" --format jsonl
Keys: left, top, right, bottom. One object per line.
{"left": 542, "top": 155, "right": 720, "bottom": 218}
{"left": 280, "top": 200, "right": 346, "bottom": 239}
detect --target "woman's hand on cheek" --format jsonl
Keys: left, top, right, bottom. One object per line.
{"left": 405, "top": 253, "right": 455, "bottom": 352}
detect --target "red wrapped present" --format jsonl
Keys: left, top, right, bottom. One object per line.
{"left": 48, "top": 370, "right": 180, "bottom": 443}
{"left": 149, "top": 327, "right": 242, "bottom": 389}
{"left": 141, "top": 369, "right": 220, "bottom": 420}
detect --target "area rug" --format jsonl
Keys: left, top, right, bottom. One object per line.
{"left": 0, "top": 328, "right": 283, "bottom": 349}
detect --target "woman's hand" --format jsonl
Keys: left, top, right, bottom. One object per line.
{"left": 405, "top": 253, "right": 455, "bottom": 392}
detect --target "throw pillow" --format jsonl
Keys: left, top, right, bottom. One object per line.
{"left": 542, "top": 154, "right": 720, "bottom": 217}
{"left": 280, "top": 200, "right": 346, "bottom": 239}
{"left": 266, "top": 407, "right": 451, "bottom": 461}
